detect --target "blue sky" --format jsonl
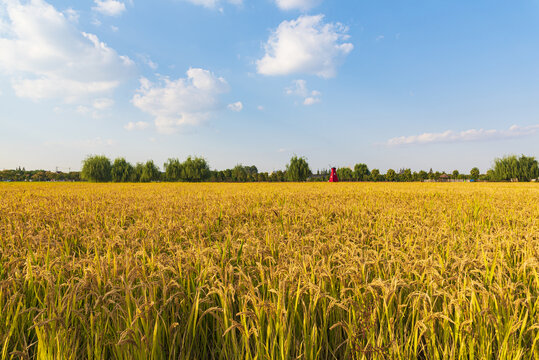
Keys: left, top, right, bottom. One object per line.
{"left": 0, "top": 0, "right": 538, "bottom": 173}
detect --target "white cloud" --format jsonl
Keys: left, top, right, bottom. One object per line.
{"left": 132, "top": 68, "right": 229, "bottom": 133}
{"left": 286, "top": 79, "right": 321, "bottom": 105}
{"left": 124, "top": 121, "right": 150, "bottom": 131}
{"left": 275, "top": 0, "right": 321, "bottom": 11}
{"left": 64, "top": 8, "right": 79, "bottom": 22}
{"left": 257, "top": 105, "right": 264, "bottom": 111}
{"left": 0, "top": 0, "right": 134, "bottom": 104}
{"left": 93, "top": 98, "right": 114, "bottom": 110}
{"left": 93, "top": 0, "right": 126, "bottom": 17}
{"left": 303, "top": 96, "right": 320, "bottom": 105}
{"left": 183, "top": 0, "right": 242, "bottom": 10}
{"left": 110, "top": 25, "right": 119, "bottom": 32}
{"left": 386, "top": 124, "right": 539, "bottom": 146}
{"left": 76, "top": 105, "right": 90, "bottom": 115}
{"left": 138, "top": 54, "right": 158, "bottom": 70}
{"left": 257, "top": 15, "right": 353, "bottom": 78}
{"left": 91, "top": 18, "right": 102, "bottom": 26}
{"left": 227, "top": 101, "right": 243, "bottom": 112}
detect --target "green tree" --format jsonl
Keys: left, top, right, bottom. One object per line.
{"left": 402, "top": 168, "right": 412, "bottom": 182}
{"left": 452, "top": 170, "right": 459, "bottom": 180}
{"left": 386, "top": 169, "right": 396, "bottom": 182}
{"left": 492, "top": 155, "right": 539, "bottom": 181}
{"left": 81, "top": 155, "right": 111, "bottom": 182}
{"left": 470, "top": 167, "right": 480, "bottom": 181}
{"left": 286, "top": 156, "right": 311, "bottom": 182}
{"left": 181, "top": 156, "right": 210, "bottom": 182}
{"left": 337, "top": 167, "right": 354, "bottom": 181}
{"left": 418, "top": 170, "right": 428, "bottom": 181}
{"left": 131, "top": 163, "right": 144, "bottom": 182}
{"left": 353, "top": 163, "right": 370, "bottom": 181}
{"left": 111, "top": 158, "right": 134, "bottom": 182}
{"left": 164, "top": 158, "right": 183, "bottom": 181}
{"left": 270, "top": 170, "right": 286, "bottom": 182}
{"left": 140, "top": 160, "right": 160, "bottom": 182}
{"left": 370, "top": 169, "right": 380, "bottom": 182}
{"left": 232, "top": 165, "right": 249, "bottom": 182}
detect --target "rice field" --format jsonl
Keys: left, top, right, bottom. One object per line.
{"left": 0, "top": 182, "right": 538, "bottom": 359}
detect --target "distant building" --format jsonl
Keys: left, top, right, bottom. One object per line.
{"left": 438, "top": 174, "right": 450, "bottom": 182}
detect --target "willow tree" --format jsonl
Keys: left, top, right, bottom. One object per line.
{"left": 140, "top": 160, "right": 160, "bottom": 182}
{"left": 111, "top": 158, "right": 133, "bottom": 182}
{"left": 492, "top": 155, "right": 538, "bottom": 181}
{"left": 164, "top": 158, "right": 183, "bottom": 181}
{"left": 181, "top": 156, "right": 210, "bottom": 182}
{"left": 81, "top": 155, "right": 111, "bottom": 182}
{"left": 286, "top": 156, "right": 311, "bottom": 182}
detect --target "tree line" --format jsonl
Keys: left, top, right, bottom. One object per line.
{"left": 1, "top": 154, "right": 537, "bottom": 183}
{"left": 78, "top": 155, "right": 312, "bottom": 182}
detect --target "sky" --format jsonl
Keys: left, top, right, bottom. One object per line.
{"left": 0, "top": 0, "right": 538, "bottom": 173}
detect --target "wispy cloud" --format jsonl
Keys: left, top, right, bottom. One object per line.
{"left": 124, "top": 121, "right": 150, "bottom": 131}
{"left": 182, "top": 0, "right": 242, "bottom": 10}
{"left": 274, "top": 0, "right": 321, "bottom": 11}
{"left": 386, "top": 124, "right": 539, "bottom": 146}
{"left": 286, "top": 79, "right": 321, "bottom": 106}
{"left": 227, "top": 101, "right": 243, "bottom": 112}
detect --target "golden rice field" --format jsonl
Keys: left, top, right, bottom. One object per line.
{"left": 0, "top": 182, "right": 538, "bottom": 359}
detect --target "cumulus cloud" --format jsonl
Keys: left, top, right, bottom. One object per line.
{"left": 286, "top": 79, "right": 321, "bottom": 105}
{"left": 275, "top": 0, "right": 321, "bottom": 11}
{"left": 183, "top": 0, "right": 242, "bottom": 10}
{"left": 93, "top": 0, "right": 126, "bottom": 17}
{"left": 132, "top": 68, "right": 229, "bottom": 133}
{"left": 227, "top": 101, "right": 243, "bottom": 112}
{"left": 257, "top": 15, "right": 353, "bottom": 78}
{"left": 0, "top": 0, "right": 134, "bottom": 104}
{"left": 386, "top": 124, "right": 539, "bottom": 146}
{"left": 124, "top": 121, "right": 150, "bottom": 131}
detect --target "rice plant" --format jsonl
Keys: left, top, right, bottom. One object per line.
{"left": 0, "top": 182, "right": 538, "bottom": 359}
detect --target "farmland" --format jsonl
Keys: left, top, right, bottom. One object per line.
{"left": 0, "top": 183, "right": 538, "bottom": 359}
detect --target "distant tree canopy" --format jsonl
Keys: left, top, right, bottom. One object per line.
{"left": 81, "top": 155, "right": 112, "bottom": 182}
{"left": 370, "top": 169, "right": 380, "bottom": 182}
{"left": 492, "top": 155, "right": 538, "bottom": 182}
{"left": 229, "top": 165, "right": 258, "bottom": 182}
{"left": 286, "top": 156, "right": 311, "bottom": 182}
{"left": 111, "top": 158, "right": 133, "bottom": 182}
{"left": 181, "top": 156, "right": 211, "bottom": 182}
{"left": 470, "top": 167, "right": 480, "bottom": 181}
{"left": 6, "top": 154, "right": 538, "bottom": 183}
{"left": 337, "top": 167, "right": 354, "bottom": 181}
{"left": 132, "top": 163, "right": 144, "bottom": 182}
{"left": 354, "top": 163, "right": 370, "bottom": 181}
{"left": 164, "top": 158, "right": 183, "bottom": 181}
{"left": 140, "top": 160, "right": 160, "bottom": 182}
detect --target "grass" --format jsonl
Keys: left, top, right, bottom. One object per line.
{"left": 0, "top": 182, "right": 538, "bottom": 359}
